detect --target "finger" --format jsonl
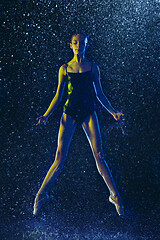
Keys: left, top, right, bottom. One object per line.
{"left": 117, "top": 116, "right": 122, "bottom": 121}
{"left": 37, "top": 119, "right": 42, "bottom": 125}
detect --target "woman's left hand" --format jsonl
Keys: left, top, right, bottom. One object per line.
{"left": 113, "top": 112, "right": 125, "bottom": 121}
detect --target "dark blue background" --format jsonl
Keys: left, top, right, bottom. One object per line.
{"left": 1, "top": 0, "right": 160, "bottom": 239}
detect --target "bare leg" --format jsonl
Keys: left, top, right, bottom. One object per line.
{"left": 33, "top": 113, "right": 77, "bottom": 215}
{"left": 82, "top": 112, "right": 124, "bottom": 216}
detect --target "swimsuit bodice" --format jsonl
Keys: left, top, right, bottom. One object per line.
{"left": 63, "top": 69, "right": 96, "bottom": 123}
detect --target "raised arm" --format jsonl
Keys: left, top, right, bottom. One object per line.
{"left": 36, "top": 64, "right": 66, "bottom": 125}
{"left": 92, "top": 63, "right": 124, "bottom": 121}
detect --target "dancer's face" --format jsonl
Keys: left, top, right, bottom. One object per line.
{"left": 70, "top": 34, "right": 88, "bottom": 55}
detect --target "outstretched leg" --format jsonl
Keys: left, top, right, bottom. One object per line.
{"left": 33, "top": 113, "right": 77, "bottom": 215}
{"left": 82, "top": 112, "right": 124, "bottom": 216}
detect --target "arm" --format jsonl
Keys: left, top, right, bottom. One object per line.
{"left": 92, "top": 63, "right": 124, "bottom": 121}
{"left": 36, "top": 64, "right": 66, "bottom": 125}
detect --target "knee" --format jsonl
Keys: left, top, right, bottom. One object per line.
{"left": 94, "top": 151, "right": 105, "bottom": 174}
{"left": 57, "top": 142, "right": 67, "bottom": 158}
{"left": 53, "top": 151, "right": 64, "bottom": 173}
{"left": 94, "top": 151, "right": 104, "bottom": 162}
{"left": 55, "top": 144, "right": 67, "bottom": 166}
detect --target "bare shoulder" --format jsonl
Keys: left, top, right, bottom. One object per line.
{"left": 59, "top": 64, "right": 68, "bottom": 76}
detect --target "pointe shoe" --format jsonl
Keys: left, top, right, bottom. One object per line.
{"left": 109, "top": 194, "right": 124, "bottom": 216}
{"left": 33, "top": 193, "right": 49, "bottom": 216}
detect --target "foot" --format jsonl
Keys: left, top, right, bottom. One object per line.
{"left": 33, "top": 193, "right": 49, "bottom": 216}
{"left": 109, "top": 194, "right": 124, "bottom": 216}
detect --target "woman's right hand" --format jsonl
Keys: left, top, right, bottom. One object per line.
{"left": 36, "top": 116, "right": 48, "bottom": 125}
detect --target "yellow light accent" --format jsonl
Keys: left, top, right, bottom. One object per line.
{"left": 68, "top": 81, "right": 73, "bottom": 95}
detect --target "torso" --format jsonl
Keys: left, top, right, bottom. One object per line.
{"left": 63, "top": 61, "right": 96, "bottom": 123}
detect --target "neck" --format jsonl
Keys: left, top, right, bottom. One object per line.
{"left": 73, "top": 54, "right": 85, "bottom": 63}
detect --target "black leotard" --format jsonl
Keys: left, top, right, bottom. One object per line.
{"left": 63, "top": 66, "right": 96, "bottom": 124}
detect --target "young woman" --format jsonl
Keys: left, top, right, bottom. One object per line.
{"left": 33, "top": 32, "right": 125, "bottom": 216}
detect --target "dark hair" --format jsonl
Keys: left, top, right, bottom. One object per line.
{"left": 71, "top": 31, "right": 88, "bottom": 43}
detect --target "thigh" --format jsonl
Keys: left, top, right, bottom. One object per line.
{"left": 82, "top": 112, "right": 103, "bottom": 154}
{"left": 57, "top": 113, "right": 77, "bottom": 152}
